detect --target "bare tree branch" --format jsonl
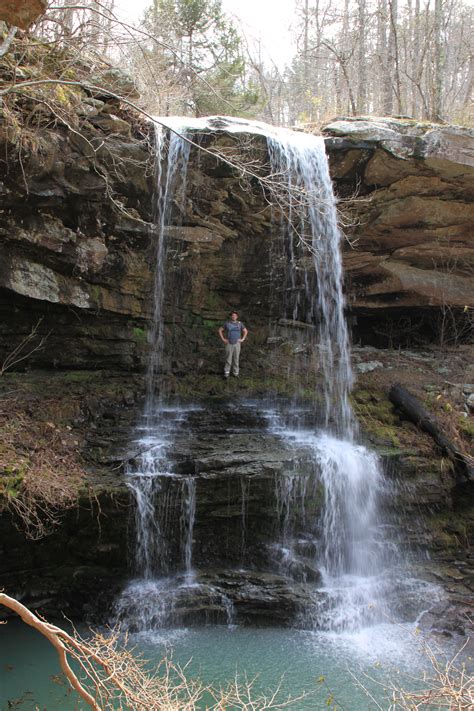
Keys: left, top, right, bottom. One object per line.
{"left": 0, "top": 25, "right": 18, "bottom": 58}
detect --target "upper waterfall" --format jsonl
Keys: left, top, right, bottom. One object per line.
{"left": 153, "top": 115, "right": 355, "bottom": 437}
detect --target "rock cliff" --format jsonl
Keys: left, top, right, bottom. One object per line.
{"left": 0, "top": 101, "right": 472, "bottom": 629}
{"left": 1, "top": 113, "right": 472, "bottom": 374}
{"left": 0, "top": 94, "right": 154, "bottom": 370}
{"left": 324, "top": 117, "right": 474, "bottom": 346}
{"left": 0, "top": 0, "right": 47, "bottom": 30}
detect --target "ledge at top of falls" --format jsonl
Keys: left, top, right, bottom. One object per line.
{"left": 152, "top": 115, "right": 323, "bottom": 148}
{"left": 323, "top": 115, "right": 474, "bottom": 166}
{"left": 154, "top": 114, "right": 474, "bottom": 167}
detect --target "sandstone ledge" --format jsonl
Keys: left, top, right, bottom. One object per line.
{"left": 321, "top": 117, "right": 473, "bottom": 327}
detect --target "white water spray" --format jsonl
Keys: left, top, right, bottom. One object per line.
{"left": 267, "top": 131, "right": 354, "bottom": 438}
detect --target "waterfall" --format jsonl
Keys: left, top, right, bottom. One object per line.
{"left": 130, "top": 126, "right": 192, "bottom": 581}
{"left": 145, "top": 127, "right": 191, "bottom": 418}
{"left": 317, "top": 435, "right": 383, "bottom": 577}
{"left": 181, "top": 477, "right": 196, "bottom": 579}
{"left": 128, "top": 471, "right": 163, "bottom": 579}
{"left": 267, "top": 131, "right": 354, "bottom": 439}
{"left": 115, "top": 115, "right": 432, "bottom": 635}
{"left": 116, "top": 129, "right": 202, "bottom": 629}
{"left": 263, "top": 125, "right": 397, "bottom": 625}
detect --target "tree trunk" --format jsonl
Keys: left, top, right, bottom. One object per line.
{"left": 432, "top": 0, "right": 444, "bottom": 120}
{"left": 389, "top": 0, "right": 403, "bottom": 114}
{"left": 382, "top": 0, "right": 394, "bottom": 114}
{"left": 389, "top": 384, "right": 473, "bottom": 482}
{"left": 357, "top": 0, "right": 368, "bottom": 113}
{"left": 411, "top": 0, "right": 421, "bottom": 117}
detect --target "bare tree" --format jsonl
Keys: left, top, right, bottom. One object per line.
{"left": 252, "top": 0, "right": 473, "bottom": 126}
{"left": 356, "top": 0, "right": 368, "bottom": 113}
{"left": 0, "top": 593, "right": 307, "bottom": 709}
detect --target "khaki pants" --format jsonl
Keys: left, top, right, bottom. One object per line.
{"left": 224, "top": 342, "right": 241, "bottom": 376}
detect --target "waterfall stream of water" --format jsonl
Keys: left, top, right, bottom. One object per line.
{"left": 116, "top": 116, "right": 436, "bottom": 636}
{"left": 261, "top": 123, "right": 397, "bottom": 625}
{"left": 145, "top": 127, "right": 191, "bottom": 418}
{"left": 267, "top": 131, "right": 354, "bottom": 439}
{"left": 116, "top": 130, "right": 203, "bottom": 628}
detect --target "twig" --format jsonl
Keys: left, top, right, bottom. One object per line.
{"left": 0, "top": 25, "right": 18, "bottom": 59}
{"left": 0, "top": 318, "right": 49, "bottom": 376}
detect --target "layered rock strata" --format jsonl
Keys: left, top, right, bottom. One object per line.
{"left": 1, "top": 115, "right": 473, "bottom": 372}
{"left": 0, "top": 51, "right": 154, "bottom": 369}
{"left": 324, "top": 117, "right": 474, "bottom": 346}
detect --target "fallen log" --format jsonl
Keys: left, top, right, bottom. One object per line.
{"left": 389, "top": 383, "right": 474, "bottom": 482}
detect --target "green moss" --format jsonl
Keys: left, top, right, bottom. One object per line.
{"left": 369, "top": 424, "right": 400, "bottom": 447}
{"left": 351, "top": 389, "right": 373, "bottom": 404}
{"left": 432, "top": 530, "right": 459, "bottom": 549}
{"left": 0, "top": 472, "right": 24, "bottom": 500}
{"left": 204, "top": 291, "right": 226, "bottom": 311}
{"left": 54, "top": 85, "right": 78, "bottom": 105}
{"left": 132, "top": 327, "right": 147, "bottom": 343}
{"left": 352, "top": 389, "right": 402, "bottom": 447}
{"left": 352, "top": 391, "right": 398, "bottom": 424}
{"left": 426, "top": 512, "right": 472, "bottom": 550}
{"left": 458, "top": 416, "right": 474, "bottom": 440}
{"left": 166, "top": 373, "right": 320, "bottom": 400}
{"left": 89, "top": 284, "right": 101, "bottom": 301}
{"left": 60, "top": 371, "right": 94, "bottom": 383}
{"left": 374, "top": 445, "right": 405, "bottom": 457}
{"left": 2, "top": 461, "right": 27, "bottom": 476}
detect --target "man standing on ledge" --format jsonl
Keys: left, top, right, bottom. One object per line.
{"left": 218, "top": 311, "right": 248, "bottom": 379}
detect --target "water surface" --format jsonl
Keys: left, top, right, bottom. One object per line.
{"left": 1, "top": 620, "right": 442, "bottom": 709}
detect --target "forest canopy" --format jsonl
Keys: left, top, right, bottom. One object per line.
{"left": 0, "top": 0, "right": 472, "bottom": 126}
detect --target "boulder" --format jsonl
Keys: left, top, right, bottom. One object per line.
{"left": 88, "top": 68, "right": 140, "bottom": 102}
{"left": 88, "top": 113, "right": 132, "bottom": 137}
{"left": 467, "top": 393, "right": 474, "bottom": 412}
{"left": 356, "top": 361, "right": 384, "bottom": 373}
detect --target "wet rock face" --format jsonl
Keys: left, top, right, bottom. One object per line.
{"left": 115, "top": 571, "right": 318, "bottom": 629}
{"left": 0, "top": 400, "right": 325, "bottom": 622}
{"left": 123, "top": 402, "right": 325, "bottom": 578}
{"left": 0, "top": 379, "right": 470, "bottom": 631}
{"left": 0, "top": 489, "right": 130, "bottom": 620}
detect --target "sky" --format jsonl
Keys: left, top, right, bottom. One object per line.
{"left": 114, "top": 0, "right": 297, "bottom": 67}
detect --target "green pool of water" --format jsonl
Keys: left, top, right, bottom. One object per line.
{"left": 0, "top": 621, "right": 448, "bottom": 709}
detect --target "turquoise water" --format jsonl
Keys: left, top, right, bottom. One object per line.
{"left": 0, "top": 620, "right": 442, "bottom": 710}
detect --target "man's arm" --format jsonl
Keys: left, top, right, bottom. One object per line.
{"left": 218, "top": 326, "right": 229, "bottom": 344}
{"left": 240, "top": 327, "right": 248, "bottom": 342}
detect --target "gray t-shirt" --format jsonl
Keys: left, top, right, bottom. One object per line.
{"left": 223, "top": 321, "right": 245, "bottom": 345}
